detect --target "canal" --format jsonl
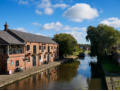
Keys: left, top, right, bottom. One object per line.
{"left": 0, "top": 54, "right": 107, "bottom": 90}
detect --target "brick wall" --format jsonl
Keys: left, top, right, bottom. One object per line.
{"left": 0, "top": 42, "right": 59, "bottom": 73}
{"left": 25, "top": 42, "right": 59, "bottom": 65}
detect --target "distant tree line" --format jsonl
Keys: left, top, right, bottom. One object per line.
{"left": 78, "top": 44, "right": 90, "bottom": 50}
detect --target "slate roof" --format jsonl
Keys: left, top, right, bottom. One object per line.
{"left": 0, "top": 31, "right": 24, "bottom": 45}
{"left": 7, "top": 29, "right": 57, "bottom": 44}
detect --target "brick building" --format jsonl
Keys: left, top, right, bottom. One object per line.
{"left": 0, "top": 23, "right": 59, "bottom": 73}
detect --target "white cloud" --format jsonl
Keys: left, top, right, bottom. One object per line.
{"left": 36, "top": 0, "right": 68, "bottom": 15}
{"left": 16, "top": 0, "right": 68, "bottom": 15}
{"left": 63, "top": 3, "right": 98, "bottom": 22}
{"left": 41, "top": 21, "right": 88, "bottom": 44}
{"left": 35, "top": 9, "right": 42, "bottom": 15}
{"left": 63, "top": 26, "right": 86, "bottom": 31}
{"left": 66, "top": 31, "right": 88, "bottom": 44}
{"left": 37, "top": 0, "right": 51, "bottom": 8}
{"left": 16, "top": 27, "right": 27, "bottom": 32}
{"left": 31, "top": 21, "right": 88, "bottom": 44}
{"left": 53, "top": 3, "right": 69, "bottom": 9}
{"left": 35, "top": 33, "right": 48, "bottom": 36}
{"left": 44, "top": 7, "right": 53, "bottom": 15}
{"left": 100, "top": 17, "right": 120, "bottom": 28}
{"left": 18, "top": 0, "right": 28, "bottom": 5}
{"left": 42, "top": 21, "right": 63, "bottom": 31}
{"left": 41, "top": 21, "right": 86, "bottom": 32}
{"left": 32, "top": 22, "right": 41, "bottom": 26}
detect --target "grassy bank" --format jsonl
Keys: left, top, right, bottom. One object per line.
{"left": 63, "top": 60, "right": 80, "bottom": 67}
{"left": 101, "top": 59, "right": 120, "bottom": 73}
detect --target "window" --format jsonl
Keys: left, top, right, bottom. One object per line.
{"left": 16, "top": 60, "right": 19, "bottom": 66}
{"left": 42, "top": 46, "right": 44, "bottom": 52}
{"left": 9, "top": 45, "right": 24, "bottom": 54}
{"left": 48, "top": 46, "right": 50, "bottom": 52}
{"left": 33, "top": 45, "right": 36, "bottom": 53}
{"left": 44, "top": 46, "right": 46, "bottom": 49}
{"left": 39, "top": 46, "right": 41, "bottom": 50}
{"left": 26, "top": 45, "right": 30, "bottom": 51}
{"left": 44, "top": 55, "right": 46, "bottom": 58}
{"left": 39, "top": 55, "right": 41, "bottom": 60}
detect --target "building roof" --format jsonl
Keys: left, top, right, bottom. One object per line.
{"left": 7, "top": 29, "right": 57, "bottom": 44}
{"left": 0, "top": 31, "right": 24, "bottom": 45}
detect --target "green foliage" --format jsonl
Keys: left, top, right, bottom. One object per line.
{"left": 86, "top": 24, "right": 120, "bottom": 58}
{"left": 73, "top": 45, "right": 83, "bottom": 56}
{"left": 63, "top": 60, "right": 80, "bottom": 67}
{"left": 101, "top": 59, "right": 120, "bottom": 73}
{"left": 53, "top": 33, "right": 77, "bottom": 58}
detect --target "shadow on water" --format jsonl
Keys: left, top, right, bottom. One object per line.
{"left": 0, "top": 53, "right": 107, "bottom": 90}
{"left": 88, "top": 62, "right": 107, "bottom": 90}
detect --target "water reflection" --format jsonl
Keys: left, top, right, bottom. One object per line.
{"left": 0, "top": 55, "right": 106, "bottom": 90}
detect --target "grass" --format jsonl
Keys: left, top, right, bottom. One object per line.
{"left": 101, "top": 59, "right": 120, "bottom": 73}
{"left": 63, "top": 60, "right": 80, "bottom": 67}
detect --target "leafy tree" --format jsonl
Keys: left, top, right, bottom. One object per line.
{"left": 86, "top": 24, "right": 120, "bottom": 60}
{"left": 53, "top": 33, "right": 77, "bottom": 58}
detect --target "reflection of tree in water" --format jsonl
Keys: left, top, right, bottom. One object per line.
{"left": 88, "top": 62, "right": 107, "bottom": 90}
{"left": 57, "top": 60, "right": 80, "bottom": 82}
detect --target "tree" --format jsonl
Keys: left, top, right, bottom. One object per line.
{"left": 86, "top": 24, "right": 120, "bottom": 60}
{"left": 53, "top": 33, "right": 77, "bottom": 58}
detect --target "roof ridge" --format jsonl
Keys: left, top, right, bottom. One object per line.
{"left": 9, "top": 29, "right": 51, "bottom": 39}
{"left": 7, "top": 29, "right": 57, "bottom": 44}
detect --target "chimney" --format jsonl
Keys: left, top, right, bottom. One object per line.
{"left": 4, "top": 22, "right": 9, "bottom": 31}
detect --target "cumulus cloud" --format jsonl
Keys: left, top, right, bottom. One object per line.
{"left": 32, "top": 21, "right": 88, "bottom": 44}
{"left": 18, "top": 0, "right": 28, "bottom": 5}
{"left": 41, "top": 21, "right": 88, "bottom": 44}
{"left": 66, "top": 31, "right": 88, "bottom": 44}
{"left": 63, "top": 3, "right": 99, "bottom": 22}
{"left": 42, "top": 21, "right": 63, "bottom": 31}
{"left": 41, "top": 21, "right": 86, "bottom": 32}
{"left": 36, "top": 0, "right": 68, "bottom": 15}
{"left": 44, "top": 7, "right": 53, "bottom": 15}
{"left": 53, "top": 3, "right": 69, "bottom": 9}
{"left": 35, "top": 9, "right": 42, "bottom": 15}
{"left": 32, "top": 22, "right": 41, "bottom": 26}
{"left": 16, "top": 27, "right": 27, "bottom": 32}
{"left": 100, "top": 17, "right": 120, "bottom": 28}
{"left": 16, "top": 0, "right": 68, "bottom": 15}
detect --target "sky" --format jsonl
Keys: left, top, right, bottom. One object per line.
{"left": 0, "top": 0, "right": 120, "bottom": 44}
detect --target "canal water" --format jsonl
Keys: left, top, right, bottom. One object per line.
{"left": 0, "top": 54, "right": 107, "bottom": 90}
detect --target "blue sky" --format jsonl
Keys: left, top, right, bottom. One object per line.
{"left": 0, "top": 0, "right": 120, "bottom": 44}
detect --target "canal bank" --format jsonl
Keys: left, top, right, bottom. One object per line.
{"left": 0, "top": 58, "right": 74, "bottom": 88}
{"left": 101, "top": 65, "right": 120, "bottom": 90}
{"left": 98, "top": 57, "right": 120, "bottom": 90}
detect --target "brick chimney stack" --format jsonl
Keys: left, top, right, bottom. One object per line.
{"left": 4, "top": 22, "right": 9, "bottom": 31}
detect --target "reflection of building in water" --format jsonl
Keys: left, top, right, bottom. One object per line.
{"left": 1, "top": 67, "right": 58, "bottom": 90}
{"left": 49, "top": 67, "right": 58, "bottom": 81}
